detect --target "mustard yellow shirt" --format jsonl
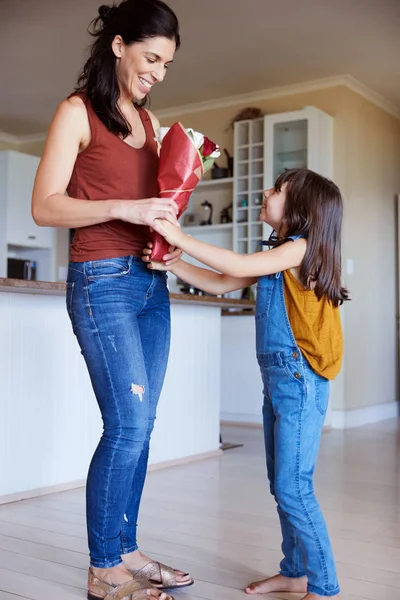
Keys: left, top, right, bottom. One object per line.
{"left": 283, "top": 270, "right": 343, "bottom": 380}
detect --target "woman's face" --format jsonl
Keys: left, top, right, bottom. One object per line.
{"left": 112, "top": 36, "right": 176, "bottom": 101}
{"left": 260, "top": 183, "right": 287, "bottom": 231}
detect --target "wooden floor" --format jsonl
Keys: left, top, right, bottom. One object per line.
{"left": 0, "top": 421, "right": 400, "bottom": 600}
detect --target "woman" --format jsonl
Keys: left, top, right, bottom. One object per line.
{"left": 32, "top": 1, "right": 192, "bottom": 599}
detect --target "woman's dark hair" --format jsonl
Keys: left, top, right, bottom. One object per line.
{"left": 74, "top": 0, "right": 180, "bottom": 137}
{"left": 268, "top": 168, "right": 349, "bottom": 306}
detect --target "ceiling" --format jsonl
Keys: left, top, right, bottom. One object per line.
{"left": 1, "top": 0, "right": 399, "bottom": 136}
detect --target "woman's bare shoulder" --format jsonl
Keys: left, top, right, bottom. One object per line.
{"left": 50, "top": 95, "right": 90, "bottom": 149}
{"left": 144, "top": 108, "right": 160, "bottom": 132}
{"left": 57, "top": 95, "right": 87, "bottom": 118}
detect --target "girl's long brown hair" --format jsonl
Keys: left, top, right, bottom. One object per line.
{"left": 269, "top": 168, "right": 349, "bottom": 306}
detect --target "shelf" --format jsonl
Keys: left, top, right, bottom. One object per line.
{"left": 182, "top": 223, "right": 233, "bottom": 234}
{"left": 196, "top": 177, "right": 233, "bottom": 189}
{"left": 276, "top": 150, "right": 307, "bottom": 161}
{"left": 238, "top": 236, "right": 263, "bottom": 243}
{"left": 238, "top": 142, "right": 263, "bottom": 149}
{"left": 237, "top": 158, "right": 263, "bottom": 166}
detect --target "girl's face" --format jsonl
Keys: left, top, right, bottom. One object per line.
{"left": 112, "top": 36, "right": 176, "bottom": 101}
{"left": 260, "top": 183, "right": 287, "bottom": 231}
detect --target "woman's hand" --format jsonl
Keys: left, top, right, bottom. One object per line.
{"left": 142, "top": 242, "right": 183, "bottom": 270}
{"left": 153, "top": 218, "right": 185, "bottom": 247}
{"left": 117, "top": 198, "right": 180, "bottom": 234}
{"left": 163, "top": 245, "right": 183, "bottom": 266}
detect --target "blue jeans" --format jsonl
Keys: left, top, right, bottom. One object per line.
{"left": 66, "top": 255, "right": 170, "bottom": 568}
{"left": 260, "top": 353, "right": 340, "bottom": 597}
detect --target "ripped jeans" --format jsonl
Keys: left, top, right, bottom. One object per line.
{"left": 66, "top": 255, "right": 171, "bottom": 568}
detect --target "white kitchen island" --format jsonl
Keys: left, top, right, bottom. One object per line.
{"left": 0, "top": 278, "right": 254, "bottom": 502}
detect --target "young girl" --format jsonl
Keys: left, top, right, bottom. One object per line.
{"left": 145, "top": 168, "right": 347, "bottom": 599}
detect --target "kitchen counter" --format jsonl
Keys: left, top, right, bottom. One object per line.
{"left": 0, "top": 277, "right": 254, "bottom": 502}
{"left": 0, "top": 278, "right": 255, "bottom": 309}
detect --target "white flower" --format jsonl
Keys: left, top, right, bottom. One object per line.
{"left": 155, "top": 127, "right": 170, "bottom": 144}
{"left": 186, "top": 128, "right": 204, "bottom": 150}
{"left": 209, "top": 149, "right": 221, "bottom": 158}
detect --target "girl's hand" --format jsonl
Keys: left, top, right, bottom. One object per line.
{"left": 118, "top": 198, "right": 179, "bottom": 234}
{"left": 142, "top": 242, "right": 183, "bottom": 270}
{"left": 154, "top": 218, "right": 185, "bottom": 247}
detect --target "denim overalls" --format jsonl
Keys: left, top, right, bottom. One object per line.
{"left": 255, "top": 237, "right": 340, "bottom": 597}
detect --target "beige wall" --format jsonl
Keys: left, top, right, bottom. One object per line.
{"left": 0, "top": 141, "right": 18, "bottom": 151}
{"left": 160, "top": 85, "right": 400, "bottom": 412}
{"left": 17, "top": 140, "right": 46, "bottom": 156}
{"left": 2, "top": 85, "right": 400, "bottom": 412}
{"left": 336, "top": 90, "right": 400, "bottom": 411}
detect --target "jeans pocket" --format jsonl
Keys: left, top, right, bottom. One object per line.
{"left": 87, "top": 257, "right": 131, "bottom": 280}
{"left": 315, "top": 376, "right": 330, "bottom": 416}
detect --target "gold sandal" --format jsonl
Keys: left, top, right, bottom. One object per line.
{"left": 128, "top": 560, "right": 194, "bottom": 590}
{"left": 87, "top": 567, "right": 175, "bottom": 600}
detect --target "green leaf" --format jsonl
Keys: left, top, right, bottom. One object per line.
{"left": 202, "top": 157, "right": 215, "bottom": 173}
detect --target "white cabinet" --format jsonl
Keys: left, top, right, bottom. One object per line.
{"left": 233, "top": 107, "right": 333, "bottom": 250}
{"left": 0, "top": 150, "right": 54, "bottom": 249}
{"left": 221, "top": 315, "right": 263, "bottom": 424}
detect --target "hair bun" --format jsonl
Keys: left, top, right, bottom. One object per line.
{"left": 98, "top": 4, "right": 118, "bottom": 24}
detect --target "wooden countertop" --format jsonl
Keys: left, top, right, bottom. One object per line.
{"left": 0, "top": 278, "right": 255, "bottom": 310}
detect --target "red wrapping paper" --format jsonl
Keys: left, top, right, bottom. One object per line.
{"left": 151, "top": 122, "right": 204, "bottom": 262}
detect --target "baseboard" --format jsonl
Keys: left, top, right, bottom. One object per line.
{"left": 147, "top": 449, "right": 223, "bottom": 472}
{"left": 221, "top": 412, "right": 263, "bottom": 426}
{"left": 331, "top": 401, "right": 399, "bottom": 429}
{"left": 0, "top": 479, "right": 86, "bottom": 506}
{"left": 222, "top": 402, "right": 400, "bottom": 432}
{"left": 221, "top": 419, "right": 263, "bottom": 429}
{"left": 0, "top": 450, "right": 223, "bottom": 505}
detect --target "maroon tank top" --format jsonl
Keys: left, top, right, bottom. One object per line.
{"left": 67, "top": 95, "right": 159, "bottom": 261}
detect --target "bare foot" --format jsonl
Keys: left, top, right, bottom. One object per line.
{"left": 246, "top": 574, "right": 308, "bottom": 594}
{"left": 122, "top": 549, "right": 192, "bottom": 585}
{"left": 89, "top": 564, "right": 172, "bottom": 599}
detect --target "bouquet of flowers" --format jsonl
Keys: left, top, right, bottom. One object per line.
{"left": 151, "top": 123, "right": 220, "bottom": 262}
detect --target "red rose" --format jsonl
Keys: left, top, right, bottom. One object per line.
{"left": 202, "top": 136, "right": 219, "bottom": 157}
